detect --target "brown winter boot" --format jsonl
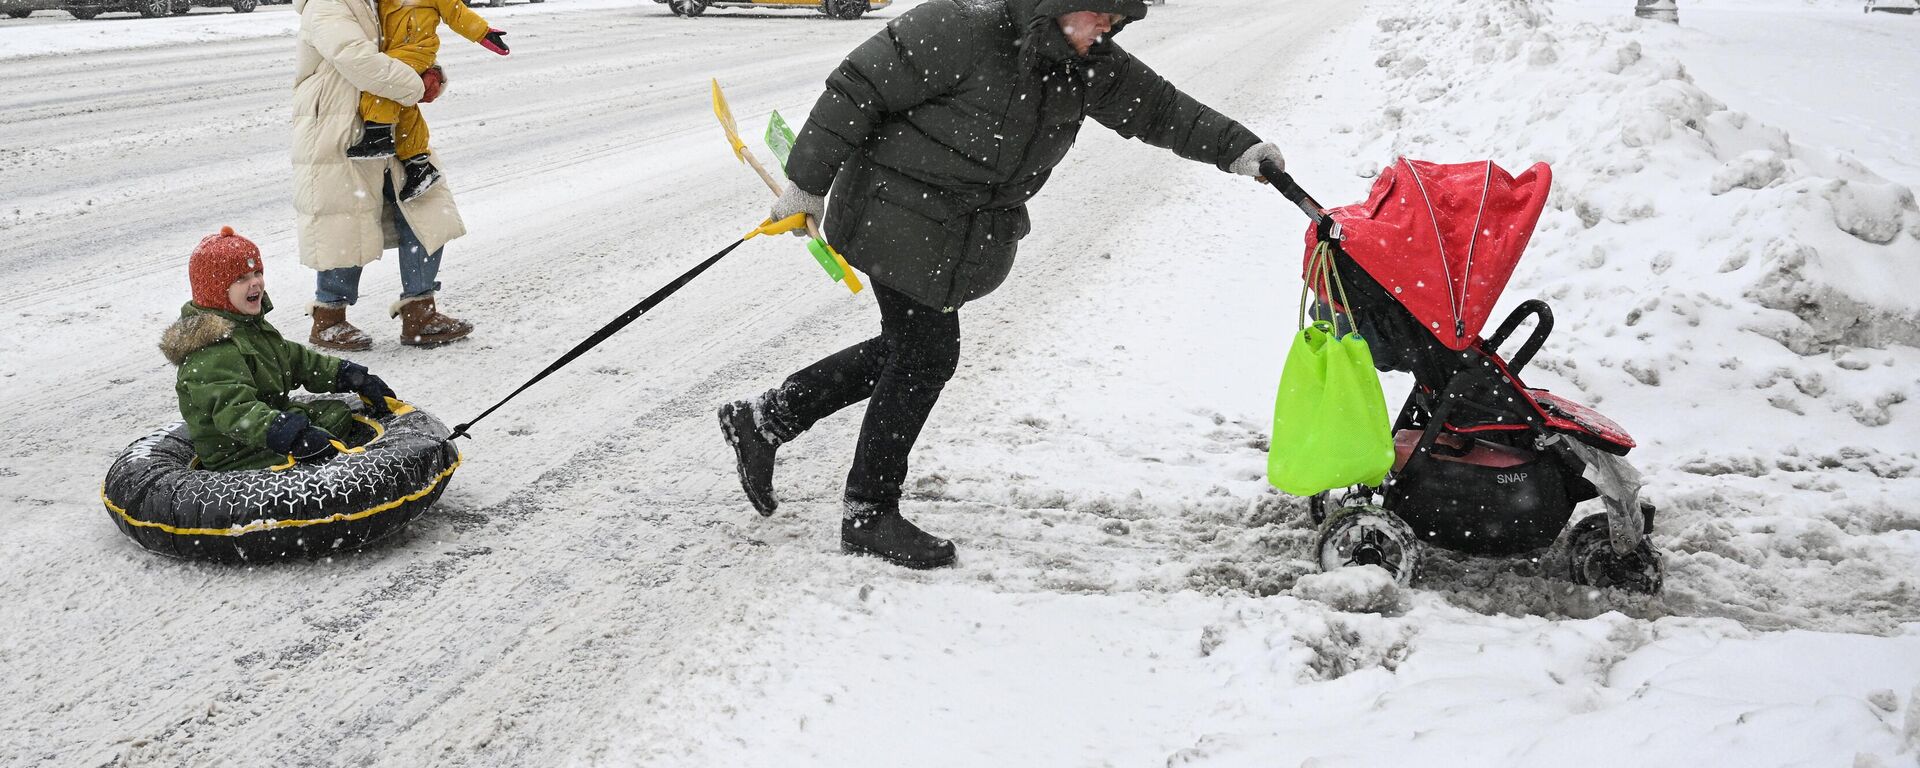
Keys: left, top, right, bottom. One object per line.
{"left": 392, "top": 294, "right": 474, "bottom": 347}
{"left": 309, "top": 302, "right": 373, "bottom": 351}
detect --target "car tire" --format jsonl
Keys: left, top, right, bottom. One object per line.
{"left": 232, "top": 0, "right": 256, "bottom": 11}
{"left": 5, "top": 9, "right": 32, "bottom": 17}
{"left": 68, "top": 6, "right": 98, "bottom": 17}
{"left": 137, "top": 0, "right": 171, "bottom": 16}
{"left": 667, "top": 0, "right": 705, "bottom": 16}
{"left": 822, "top": 0, "right": 867, "bottom": 19}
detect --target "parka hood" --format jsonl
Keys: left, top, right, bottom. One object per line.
{"left": 1008, "top": 0, "right": 1142, "bottom": 66}
{"left": 1032, "top": 0, "right": 1147, "bottom": 21}
{"left": 159, "top": 298, "right": 274, "bottom": 365}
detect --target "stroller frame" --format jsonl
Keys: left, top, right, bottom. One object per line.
{"left": 1265, "top": 160, "right": 1663, "bottom": 592}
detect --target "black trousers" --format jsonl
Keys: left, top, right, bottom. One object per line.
{"left": 765, "top": 282, "right": 961, "bottom": 505}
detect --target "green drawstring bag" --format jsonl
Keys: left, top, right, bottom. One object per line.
{"left": 1267, "top": 241, "right": 1395, "bottom": 496}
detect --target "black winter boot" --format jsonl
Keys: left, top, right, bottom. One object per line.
{"left": 719, "top": 399, "right": 783, "bottom": 516}
{"left": 398, "top": 154, "right": 442, "bottom": 202}
{"left": 842, "top": 500, "right": 956, "bottom": 569}
{"left": 346, "top": 121, "right": 396, "bottom": 159}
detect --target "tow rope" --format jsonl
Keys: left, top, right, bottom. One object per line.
{"left": 448, "top": 236, "right": 747, "bottom": 440}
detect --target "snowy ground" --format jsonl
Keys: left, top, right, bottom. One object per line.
{"left": 1, "top": 0, "right": 1917, "bottom": 765}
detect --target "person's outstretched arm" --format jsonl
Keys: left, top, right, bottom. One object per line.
{"left": 285, "top": 338, "right": 346, "bottom": 395}
{"left": 1085, "top": 44, "right": 1264, "bottom": 172}
{"left": 439, "top": 0, "right": 508, "bottom": 55}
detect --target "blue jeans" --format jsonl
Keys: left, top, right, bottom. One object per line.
{"left": 315, "top": 178, "right": 443, "bottom": 306}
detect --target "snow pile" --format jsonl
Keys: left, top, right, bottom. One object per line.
{"left": 1289, "top": 564, "right": 1403, "bottom": 614}
{"left": 1340, "top": 0, "right": 1920, "bottom": 635}
{"left": 1362, "top": 0, "right": 1920, "bottom": 352}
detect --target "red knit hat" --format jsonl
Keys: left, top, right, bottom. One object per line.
{"left": 189, "top": 226, "right": 263, "bottom": 312}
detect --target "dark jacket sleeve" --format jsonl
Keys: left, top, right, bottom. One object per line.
{"left": 1084, "top": 44, "right": 1262, "bottom": 172}
{"left": 180, "top": 345, "right": 284, "bottom": 448}
{"left": 785, "top": 1, "right": 990, "bottom": 195}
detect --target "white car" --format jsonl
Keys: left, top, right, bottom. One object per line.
{"left": 1866, "top": 0, "right": 1919, "bottom": 14}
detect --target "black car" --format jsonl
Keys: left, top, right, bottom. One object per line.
{"left": 655, "top": 0, "right": 888, "bottom": 20}
{"left": 1, "top": 0, "right": 69, "bottom": 17}
{"left": 62, "top": 0, "right": 258, "bottom": 18}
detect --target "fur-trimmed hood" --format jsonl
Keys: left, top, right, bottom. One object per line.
{"left": 159, "top": 298, "right": 272, "bottom": 366}
{"left": 160, "top": 312, "right": 234, "bottom": 366}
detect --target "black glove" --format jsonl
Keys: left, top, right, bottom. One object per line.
{"left": 265, "top": 411, "right": 341, "bottom": 464}
{"left": 337, "top": 361, "right": 397, "bottom": 415}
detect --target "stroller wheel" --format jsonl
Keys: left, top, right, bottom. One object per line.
{"left": 1565, "top": 514, "right": 1665, "bottom": 595}
{"left": 1316, "top": 506, "right": 1421, "bottom": 587}
{"left": 1309, "top": 492, "right": 1329, "bottom": 525}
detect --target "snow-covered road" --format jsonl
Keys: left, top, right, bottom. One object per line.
{"left": 2, "top": 0, "right": 1917, "bottom": 765}
{"left": 1, "top": 0, "right": 1383, "bottom": 764}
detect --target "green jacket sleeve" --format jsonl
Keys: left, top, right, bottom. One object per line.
{"left": 283, "top": 338, "right": 344, "bottom": 394}
{"left": 180, "top": 346, "right": 285, "bottom": 448}
{"left": 785, "top": 1, "right": 989, "bottom": 195}
{"left": 1084, "top": 45, "right": 1262, "bottom": 172}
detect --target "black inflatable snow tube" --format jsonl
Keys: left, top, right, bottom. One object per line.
{"left": 101, "top": 398, "right": 461, "bottom": 562}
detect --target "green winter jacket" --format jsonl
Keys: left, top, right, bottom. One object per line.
{"left": 786, "top": 0, "right": 1261, "bottom": 311}
{"left": 159, "top": 298, "right": 354, "bottom": 471}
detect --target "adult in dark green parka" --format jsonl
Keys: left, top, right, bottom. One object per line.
{"left": 720, "top": 0, "right": 1288, "bottom": 569}
{"left": 161, "top": 228, "right": 399, "bottom": 471}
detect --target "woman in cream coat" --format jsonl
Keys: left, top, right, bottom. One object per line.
{"left": 294, "top": 0, "right": 475, "bottom": 350}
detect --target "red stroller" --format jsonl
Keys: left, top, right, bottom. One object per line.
{"left": 1262, "top": 158, "right": 1664, "bottom": 594}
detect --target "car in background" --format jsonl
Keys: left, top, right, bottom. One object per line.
{"left": 655, "top": 0, "right": 890, "bottom": 20}
{"left": 1, "top": 0, "right": 67, "bottom": 17}
{"left": 1866, "top": 0, "right": 1918, "bottom": 13}
{"left": 62, "top": 0, "right": 259, "bottom": 18}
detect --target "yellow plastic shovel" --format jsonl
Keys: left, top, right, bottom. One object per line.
{"left": 711, "top": 79, "right": 863, "bottom": 294}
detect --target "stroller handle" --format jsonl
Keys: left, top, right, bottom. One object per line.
{"left": 1261, "top": 160, "right": 1340, "bottom": 240}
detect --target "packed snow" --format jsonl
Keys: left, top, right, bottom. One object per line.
{"left": 0, "top": 0, "right": 1915, "bottom": 765}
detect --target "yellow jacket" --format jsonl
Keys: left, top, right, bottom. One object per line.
{"left": 380, "top": 0, "right": 492, "bottom": 73}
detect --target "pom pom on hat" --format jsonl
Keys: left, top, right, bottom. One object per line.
{"left": 189, "top": 226, "right": 263, "bottom": 312}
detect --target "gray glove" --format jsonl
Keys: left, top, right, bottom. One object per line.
{"left": 770, "top": 184, "right": 826, "bottom": 238}
{"left": 1229, "top": 142, "right": 1285, "bottom": 178}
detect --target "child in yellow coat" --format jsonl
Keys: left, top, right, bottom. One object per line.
{"left": 345, "top": 0, "right": 511, "bottom": 202}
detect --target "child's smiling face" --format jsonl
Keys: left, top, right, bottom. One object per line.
{"left": 226, "top": 271, "right": 265, "bottom": 315}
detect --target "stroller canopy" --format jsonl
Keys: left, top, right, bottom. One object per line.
{"left": 1311, "top": 158, "right": 1552, "bottom": 351}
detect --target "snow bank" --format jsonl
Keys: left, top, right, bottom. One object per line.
{"left": 1362, "top": 0, "right": 1920, "bottom": 353}
{"left": 606, "top": 1, "right": 1919, "bottom": 764}
{"left": 1339, "top": 0, "right": 1920, "bottom": 637}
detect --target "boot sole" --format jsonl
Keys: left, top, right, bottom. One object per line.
{"left": 398, "top": 177, "right": 440, "bottom": 203}
{"left": 400, "top": 325, "right": 473, "bottom": 347}
{"left": 310, "top": 336, "right": 373, "bottom": 351}
{"left": 717, "top": 406, "right": 778, "bottom": 517}
{"left": 841, "top": 539, "right": 957, "bottom": 570}
{"left": 400, "top": 335, "right": 470, "bottom": 347}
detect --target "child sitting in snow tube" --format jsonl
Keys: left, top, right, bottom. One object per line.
{"left": 101, "top": 227, "right": 461, "bottom": 562}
